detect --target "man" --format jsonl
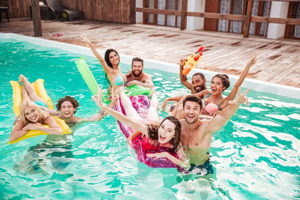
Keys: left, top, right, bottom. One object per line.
{"left": 180, "top": 91, "right": 248, "bottom": 176}
{"left": 180, "top": 59, "right": 207, "bottom": 94}
{"left": 125, "top": 57, "right": 154, "bottom": 88}
{"left": 55, "top": 96, "right": 105, "bottom": 124}
{"left": 161, "top": 59, "right": 206, "bottom": 111}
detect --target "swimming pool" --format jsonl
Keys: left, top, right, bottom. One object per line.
{"left": 0, "top": 33, "right": 299, "bottom": 200}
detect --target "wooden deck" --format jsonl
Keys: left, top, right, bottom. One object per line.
{"left": 1, "top": 18, "right": 299, "bottom": 88}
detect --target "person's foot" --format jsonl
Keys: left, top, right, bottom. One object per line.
{"left": 19, "top": 74, "right": 26, "bottom": 83}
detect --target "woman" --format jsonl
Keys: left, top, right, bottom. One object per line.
{"left": 172, "top": 55, "right": 256, "bottom": 118}
{"left": 197, "top": 56, "right": 256, "bottom": 115}
{"left": 80, "top": 34, "right": 126, "bottom": 95}
{"left": 93, "top": 89, "right": 188, "bottom": 168}
{"left": 9, "top": 77, "right": 62, "bottom": 142}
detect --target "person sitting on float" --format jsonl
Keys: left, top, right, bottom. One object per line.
{"left": 92, "top": 88, "right": 189, "bottom": 168}
{"left": 9, "top": 75, "right": 62, "bottom": 142}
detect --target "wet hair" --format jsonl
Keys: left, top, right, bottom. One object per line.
{"left": 182, "top": 95, "right": 203, "bottom": 109}
{"left": 212, "top": 74, "right": 230, "bottom": 91}
{"left": 56, "top": 96, "right": 79, "bottom": 113}
{"left": 147, "top": 116, "right": 181, "bottom": 151}
{"left": 104, "top": 49, "right": 119, "bottom": 69}
{"left": 192, "top": 72, "right": 207, "bottom": 90}
{"left": 19, "top": 101, "right": 47, "bottom": 125}
{"left": 131, "top": 57, "right": 144, "bottom": 67}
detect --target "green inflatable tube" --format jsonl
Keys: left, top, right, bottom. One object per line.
{"left": 102, "top": 84, "right": 152, "bottom": 104}
{"left": 75, "top": 58, "right": 99, "bottom": 95}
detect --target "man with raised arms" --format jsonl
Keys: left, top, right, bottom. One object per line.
{"left": 179, "top": 91, "right": 248, "bottom": 175}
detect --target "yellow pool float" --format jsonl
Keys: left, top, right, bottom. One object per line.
{"left": 9, "top": 79, "right": 71, "bottom": 144}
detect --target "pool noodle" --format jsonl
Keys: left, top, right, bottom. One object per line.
{"left": 75, "top": 58, "right": 99, "bottom": 95}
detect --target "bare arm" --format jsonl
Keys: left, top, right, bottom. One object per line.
{"left": 161, "top": 95, "right": 184, "bottom": 111}
{"left": 179, "top": 59, "right": 193, "bottom": 90}
{"left": 147, "top": 146, "right": 189, "bottom": 168}
{"left": 80, "top": 34, "right": 113, "bottom": 74}
{"left": 9, "top": 119, "right": 28, "bottom": 142}
{"left": 193, "top": 89, "right": 210, "bottom": 99}
{"left": 221, "top": 56, "right": 256, "bottom": 109}
{"left": 126, "top": 74, "right": 154, "bottom": 89}
{"left": 26, "top": 116, "right": 62, "bottom": 135}
{"left": 10, "top": 116, "right": 62, "bottom": 142}
{"left": 206, "top": 89, "right": 249, "bottom": 134}
{"left": 92, "top": 90, "right": 148, "bottom": 135}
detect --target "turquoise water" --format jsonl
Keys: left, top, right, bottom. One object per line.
{"left": 0, "top": 37, "right": 299, "bottom": 200}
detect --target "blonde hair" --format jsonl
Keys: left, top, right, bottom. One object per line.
{"left": 19, "top": 100, "right": 48, "bottom": 125}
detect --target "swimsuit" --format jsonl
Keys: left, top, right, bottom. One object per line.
{"left": 202, "top": 93, "right": 221, "bottom": 114}
{"left": 115, "top": 75, "right": 125, "bottom": 86}
{"left": 131, "top": 134, "right": 179, "bottom": 168}
{"left": 184, "top": 159, "right": 214, "bottom": 176}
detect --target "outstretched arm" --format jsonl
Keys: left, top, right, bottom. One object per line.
{"left": 179, "top": 59, "right": 193, "bottom": 90}
{"left": 220, "top": 56, "right": 256, "bottom": 109}
{"left": 80, "top": 34, "right": 113, "bottom": 74}
{"left": 25, "top": 116, "right": 62, "bottom": 135}
{"left": 206, "top": 89, "right": 249, "bottom": 134}
{"left": 126, "top": 74, "right": 154, "bottom": 89}
{"left": 92, "top": 89, "right": 148, "bottom": 136}
{"left": 161, "top": 95, "right": 184, "bottom": 111}
{"left": 9, "top": 119, "right": 28, "bottom": 142}
{"left": 147, "top": 146, "right": 189, "bottom": 168}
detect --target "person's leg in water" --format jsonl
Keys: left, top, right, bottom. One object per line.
{"left": 21, "top": 86, "right": 31, "bottom": 104}
{"left": 147, "top": 91, "right": 160, "bottom": 122}
{"left": 19, "top": 74, "right": 46, "bottom": 105}
{"left": 119, "top": 88, "right": 143, "bottom": 122}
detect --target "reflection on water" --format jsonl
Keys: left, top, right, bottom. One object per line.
{"left": 14, "top": 135, "right": 73, "bottom": 174}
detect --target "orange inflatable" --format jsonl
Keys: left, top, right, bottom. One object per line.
{"left": 182, "top": 47, "right": 204, "bottom": 75}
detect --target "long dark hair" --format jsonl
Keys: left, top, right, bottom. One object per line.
{"left": 104, "top": 48, "right": 119, "bottom": 69}
{"left": 148, "top": 116, "right": 181, "bottom": 151}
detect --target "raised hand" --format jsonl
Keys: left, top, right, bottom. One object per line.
{"left": 92, "top": 88, "right": 104, "bottom": 109}
{"left": 229, "top": 89, "right": 250, "bottom": 106}
{"left": 80, "top": 33, "right": 92, "bottom": 46}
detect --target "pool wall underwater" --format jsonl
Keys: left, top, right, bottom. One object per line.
{"left": 1, "top": 33, "right": 299, "bottom": 100}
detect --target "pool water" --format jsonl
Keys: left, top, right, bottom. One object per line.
{"left": 0, "top": 36, "right": 299, "bottom": 200}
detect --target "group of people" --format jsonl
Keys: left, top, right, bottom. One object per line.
{"left": 10, "top": 34, "right": 256, "bottom": 176}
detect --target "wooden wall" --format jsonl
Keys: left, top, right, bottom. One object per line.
{"left": 6, "top": 0, "right": 31, "bottom": 18}
{"left": 6, "top": 0, "right": 135, "bottom": 23}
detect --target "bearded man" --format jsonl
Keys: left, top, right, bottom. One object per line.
{"left": 125, "top": 57, "right": 154, "bottom": 88}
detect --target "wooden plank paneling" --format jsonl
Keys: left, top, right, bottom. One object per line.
{"left": 8, "top": 0, "right": 133, "bottom": 23}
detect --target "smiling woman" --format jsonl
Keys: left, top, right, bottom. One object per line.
{"left": 9, "top": 75, "right": 65, "bottom": 143}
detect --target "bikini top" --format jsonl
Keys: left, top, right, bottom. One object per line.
{"left": 114, "top": 74, "right": 125, "bottom": 86}
{"left": 202, "top": 93, "right": 221, "bottom": 114}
